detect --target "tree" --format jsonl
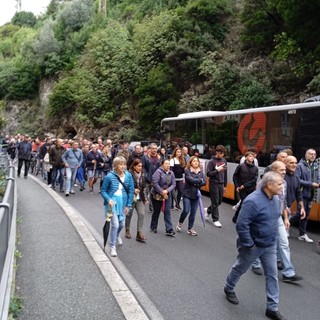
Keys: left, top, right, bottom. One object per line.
{"left": 11, "top": 11, "right": 37, "bottom": 27}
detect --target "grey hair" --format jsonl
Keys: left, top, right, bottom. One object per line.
{"left": 259, "top": 171, "right": 282, "bottom": 189}
{"left": 113, "top": 156, "right": 127, "bottom": 169}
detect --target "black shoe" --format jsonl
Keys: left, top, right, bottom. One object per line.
{"left": 166, "top": 230, "right": 175, "bottom": 237}
{"left": 282, "top": 274, "right": 303, "bottom": 283}
{"left": 277, "top": 260, "right": 284, "bottom": 270}
{"left": 150, "top": 228, "right": 157, "bottom": 233}
{"left": 224, "top": 287, "right": 239, "bottom": 305}
{"left": 265, "top": 309, "right": 287, "bottom": 320}
{"left": 80, "top": 186, "right": 84, "bottom": 191}
{"left": 252, "top": 267, "right": 263, "bottom": 276}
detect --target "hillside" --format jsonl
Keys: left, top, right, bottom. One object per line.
{"left": 0, "top": 0, "right": 319, "bottom": 140}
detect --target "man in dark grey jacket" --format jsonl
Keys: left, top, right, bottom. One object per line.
{"left": 17, "top": 134, "right": 32, "bottom": 178}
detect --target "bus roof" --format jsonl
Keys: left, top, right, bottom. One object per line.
{"left": 161, "top": 101, "right": 320, "bottom": 124}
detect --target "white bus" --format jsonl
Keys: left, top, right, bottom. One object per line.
{"left": 161, "top": 101, "right": 320, "bottom": 222}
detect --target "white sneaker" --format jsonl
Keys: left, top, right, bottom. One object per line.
{"left": 298, "top": 234, "right": 313, "bottom": 243}
{"left": 204, "top": 208, "right": 210, "bottom": 221}
{"left": 110, "top": 246, "right": 117, "bottom": 257}
{"left": 213, "top": 221, "right": 222, "bottom": 228}
{"left": 117, "top": 236, "right": 123, "bottom": 245}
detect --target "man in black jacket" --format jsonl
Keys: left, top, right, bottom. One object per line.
{"left": 17, "top": 134, "right": 32, "bottom": 178}
{"left": 206, "top": 145, "right": 227, "bottom": 227}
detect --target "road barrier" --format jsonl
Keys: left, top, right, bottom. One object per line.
{"left": 0, "top": 155, "right": 16, "bottom": 320}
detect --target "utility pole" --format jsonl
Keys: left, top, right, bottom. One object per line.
{"left": 15, "top": 0, "right": 22, "bottom": 12}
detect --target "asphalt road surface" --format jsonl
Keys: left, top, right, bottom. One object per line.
{"left": 54, "top": 183, "right": 320, "bottom": 320}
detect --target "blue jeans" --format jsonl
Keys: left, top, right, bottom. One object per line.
{"left": 277, "top": 217, "right": 295, "bottom": 277}
{"left": 109, "top": 194, "right": 125, "bottom": 248}
{"left": 65, "top": 167, "right": 78, "bottom": 193}
{"left": 179, "top": 196, "right": 199, "bottom": 230}
{"left": 76, "top": 166, "right": 86, "bottom": 187}
{"left": 150, "top": 196, "right": 173, "bottom": 232}
{"left": 225, "top": 243, "right": 279, "bottom": 311}
{"left": 51, "top": 166, "right": 64, "bottom": 189}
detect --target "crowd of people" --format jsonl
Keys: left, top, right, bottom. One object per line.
{"left": 1, "top": 132, "right": 319, "bottom": 320}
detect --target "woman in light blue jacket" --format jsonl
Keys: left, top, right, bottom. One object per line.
{"left": 101, "top": 156, "right": 134, "bottom": 257}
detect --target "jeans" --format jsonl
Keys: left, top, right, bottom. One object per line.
{"left": 65, "top": 167, "right": 78, "bottom": 193}
{"left": 179, "top": 196, "right": 199, "bottom": 230}
{"left": 277, "top": 216, "right": 295, "bottom": 277}
{"left": 290, "top": 197, "right": 311, "bottom": 236}
{"left": 51, "top": 166, "right": 64, "bottom": 189}
{"left": 207, "top": 182, "right": 224, "bottom": 222}
{"left": 17, "top": 159, "right": 30, "bottom": 177}
{"left": 125, "top": 200, "right": 145, "bottom": 232}
{"left": 225, "top": 243, "right": 279, "bottom": 311}
{"left": 76, "top": 166, "right": 86, "bottom": 187}
{"left": 109, "top": 194, "right": 125, "bottom": 248}
{"left": 150, "top": 196, "right": 173, "bottom": 232}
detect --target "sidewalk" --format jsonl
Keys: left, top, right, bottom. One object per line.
{"left": 15, "top": 176, "right": 127, "bottom": 320}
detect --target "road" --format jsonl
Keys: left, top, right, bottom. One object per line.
{"left": 55, "top": 183, "right": 319, "bottom": 320}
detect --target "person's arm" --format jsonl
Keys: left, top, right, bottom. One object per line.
{"left": 236, "top": 200, "right": 255, "bottom": 247}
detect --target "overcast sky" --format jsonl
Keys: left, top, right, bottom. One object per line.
{"left": 0, "top": 0, "right": 52, "bottom": 26}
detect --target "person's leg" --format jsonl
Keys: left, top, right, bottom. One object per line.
{"left": 299, "top": 197, "right": 311, "bottom": 236}
{"left": 70, "top": 168, "right": 77, "bottom": 192}
{"left": 110, "top": 213, "right": 120, "bottom": 248}
{"left": 65, "top": 167, "right": 72, "bottom": 193}
{"left": 277, "top": 217, "right": 295, "bottom": 277}
{"left": 136, "top": 201, "right": 145, "bottom": 232}
{"left": 125, "top": 206, "right": 134, "bottom": 238}
{"left": 179, "top": 196, "right": 191, "bottom": 225}
{"left": 24, "top": 159, "right": 30, "bottom": 176}
{"left": 211, "top": 184, "right": 221, "bottom": 222}
{"left": 225, "top": 246, "right": 262, "bottom": 292}
{"left": 260, "top": 244, "right": 279, "bottom": 312}
{"left": 188, "top": 198, "right": 199, "bottom": 230}
{"left": 176, "top": 180, "right": 183, "bottom": 208}
{"left": 163, "top": 196, "right": 174, "bottom": 232}
{"left": 150, "top": 198, "right": 161, "bottom": 230}
{"left": 17, "top": 159, "right": 23, "bottom": 176}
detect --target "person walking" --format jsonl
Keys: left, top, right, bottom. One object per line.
{"left": 150, "top": 159, "right": 176, "bottom": 236}
{"left": 170, "top": 147, "right": 186, "bottom": 210}
{"left": 61, "top": 141, "right": 83, "bottom": 196}
{"left": 86, "top": 143, "right": 104, "bottom": 194}
{"left": 16, "top": 134, "right": 32, "bottom": 178}
{"left": 176, "top": 156, "right": 206, "bottom": 236}
{"left": 126, "top": 159, "right": 148, "bottom": 242}
{"left": 206, "top": 145, "right": 227, "bottom": 227}
{"left": 49, "top": 138, "right": 66, "bottom": 191}
{"left": 224, "top": 172, "right": 287, "bottom": 320}
{"left": 291, "top": 149, "right": 320, "bottom": 242}
{"left": 232, "top": 151, "right": 258, "bottom": 223}
{"left": 100, "top": 156, "right": 134, "bottom": 257}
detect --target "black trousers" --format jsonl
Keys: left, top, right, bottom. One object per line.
{"left": 18, "top": 159, "right": 30, "bottom": 177}
{"left": 207, "top": 182, "right": 224, "bottom": 222}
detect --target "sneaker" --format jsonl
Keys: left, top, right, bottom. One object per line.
{"left": 265, "top": 309, "right": 287, "bottom": 320}
{"left": 166, "top": 230, "right": 175, "bottom": 237}
{"left": 213, "top": 221, "right": 222, "bottom": 228}
{"left": 48, "top": 184, "right": 52, "bottom": 188}
{"left": 65, "top": 192, "right": 70, "bottom": 197}
{"left": 298, "top": 234, "right": 313, "bottom": 243}
{"left": 110, "top": 246, "right": 117, "bottom": 257}
{"left": 204, "top": 208, "right": 210, "bottom": 221}
{"left": 282, "top": 274, "right": 303, "bottom": 283}
{"left": 252, "top": 266, "right": 263, "bottom": 276}
{"left": 150, "top": 228, "right": 157, "bottom": 233}
{"left": 74, "top": 183, "right": 78, "bottom": 187}
{"left": 176, "top": 223, "right": 182, "bottom": 232}
{"left": 224, "top": 287, "right": 239, "bottom": 305}
{"left": 117, "top": 236, "right": 123, "bottom": 245}
{"left": 90, "top": 189, "right": 93, "bottom": 195}
{"left": 70, "top": 190, "right": 75, "bottom": 194}
{"left": 232, "top": 205, "right": 238, "bottom": 211}
{"left": 187, "top": 228, "right": 197, "bottom": 236}
{"left": 80, "top": 186, "right": 84, "bottom": 191}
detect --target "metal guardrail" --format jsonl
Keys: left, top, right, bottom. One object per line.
{"left": 0, "top": 155, "right": 16, "bottom": 320}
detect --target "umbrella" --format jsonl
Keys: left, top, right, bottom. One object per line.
{"left": 197, "top": 189, "right": 206, "bottom": 227}
{"left": 103, "top": 207, "right": 113, "bottom": 250}
{"left": 161, "top": 199, "right": 166, "bottom": 213}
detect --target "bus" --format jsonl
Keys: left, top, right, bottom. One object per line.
{"left": 161, "top": 101, "right": 320, "bottom": 222}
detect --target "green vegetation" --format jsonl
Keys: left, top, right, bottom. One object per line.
{"left": 0, "top": 0, "right": 319, "bottom": 137}
{"left": 9, "top": 294, "right": 22, "bottom": 319}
